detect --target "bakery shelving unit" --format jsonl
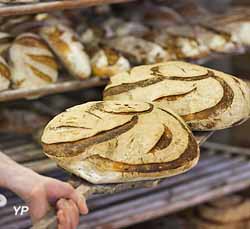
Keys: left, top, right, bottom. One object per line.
{"left": 0, "top": 0, "right": 134, "bottom": 16}
{"left": 0, "top": 77, "right": 108, "bottom": 102}
{"left": 0, "top": 0, "right": 250, "bottom": 229}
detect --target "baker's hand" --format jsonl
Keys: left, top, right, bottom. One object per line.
{"left": 3, "top": 164, "right": 88, "bottom": 229}
{"left": 25, "top": 176, "right": 88, "bottom": 229}
{"left": 0, "top": 152, "right": 88, "bottom": 228}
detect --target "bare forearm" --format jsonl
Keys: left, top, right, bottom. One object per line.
{"left": 0, "top": 151, "right": 40, "bottom": 199}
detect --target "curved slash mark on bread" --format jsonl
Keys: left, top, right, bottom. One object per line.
{"left": 153, "top": 87, "right": 197, "bottom": 102}
{"left": 43, "top": 115, "right": 138, "bottom": 157}
{"left": 28, "top": 54, "right": 58, "bottom": 70}
{"left": 49, "top": 125, "right": 92, "bottom": 131}
{"left": 85, "top": 108, "right": 198, "bottom": 173}
{"left": 105, "top": 66, "right": 234, "bottom": 121}
{"left": 104, "top": 66, "right": 211, "bottom": 97}
{"left": 182, "top": 73, "right": 234, "bottom": 121}
{"left": 85, "top": 110, "right": 103, "bottom": 120}
{"left": 94, "top": 102, "right": 154, "bottom": 115}
{"left": 147, "top": 125, "right": 173, "bottom": 155}
{"left": 232, "top": 77, "right": 247, "bottom": 101}
{"left": 26, "top": 64, "right": 53, "bottom": 83}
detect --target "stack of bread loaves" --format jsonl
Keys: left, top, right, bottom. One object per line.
{"left": 41, "top": 61, "right": 250, "bottom": 184}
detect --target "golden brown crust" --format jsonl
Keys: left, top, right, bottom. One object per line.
{"left": 27, "top": 54, "right": 58, "bottom": 70}
{"left": 104, "top": 61, "right": 250, "bottom": 131}
{"left": 9, "top": 33, "right": 58, "bottom": 89}
{"left": 42, "top": 115, "right": 138, "bottom": 157}
{"left": 16, "top": 35, "right": 49, "bottom": 50}
{"left": 40, "top": 23, "right": 91, "bottom": 79}
{"left": 42, "top": 101, "right": 199, "bottom": 184}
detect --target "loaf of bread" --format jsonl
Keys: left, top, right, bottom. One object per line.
{"left": 105, "top": 35, "right": 169, "bottom": 64}
{"left": 104, "top": 61, "right": 250, "bottom": 131}
{"left": 41, "top": 101, "right": 199, "bottom": 184}
{"left": 0, "top": 56, "right": 10, "bottom": 91}
{"left": 91, "top": 47, "right": 131, "bottom": 78}
{"left": 144, "top": 29, "right": 209, "bottom": 60}
{"left": 40, "top": 23, "right": 91, "bottom": 79}
{"left": 9, "top": 33, "right": 58, "bottom": 89}
{"left": 201, "top": 9, "right": 250, "bottom": 47}
{"left": 102, "top": 17, "right": 149, "bottom": 37}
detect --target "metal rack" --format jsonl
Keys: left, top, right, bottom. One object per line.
{"left": 0, "top": 0, "right": 250, "bottom": 228}
{"left": 0, "top": 77, "right": 108, "bottom": 102}
{"left": 0, "top": 0, "right": 134, "bottom": 17}
{"left": 1, "top": 136, "right": 250, "bottom": 228}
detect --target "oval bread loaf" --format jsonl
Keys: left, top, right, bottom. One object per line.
{"left": 42, "top": 101, "right": 199, "bottom": 184}
{"left": 104, "top": 61, "right": 250, "bottom": 131}
{"left": 9, "top": 33, "right": 58, "bottom": 89}
{"left": 105, "top": 35, "right": 169, "bottom": 64}
{"left": 40, "top": 23, "right": 91, "bottom": 79}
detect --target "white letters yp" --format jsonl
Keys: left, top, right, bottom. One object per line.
{"left": 14, "top": 205, "right": 29, "bottom": 216}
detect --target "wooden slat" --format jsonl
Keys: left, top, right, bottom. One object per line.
{"left": 0, "top": 0, "right": 134, "bottom": 17}
{"left": 0, "top": 77, "right": 108, "bottom": 102}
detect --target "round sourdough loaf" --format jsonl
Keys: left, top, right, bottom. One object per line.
{"left": 41, "top": 101, "right": 199, "bottom": 184}
{"left": 103, "top": 61, "right": 250, "bottom": 131}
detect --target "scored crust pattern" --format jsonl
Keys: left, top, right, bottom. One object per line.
{"left": 9, "top": 33, "right": 58, "bottom": 89}
{"left": 42, "top": 101, "right": 199, "bottom": 184}
{"left": 40, "top": 22, "right": 91, "bottom": 80}
{"left": 104, "top": 61, "right": 250, "bottom": 130}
